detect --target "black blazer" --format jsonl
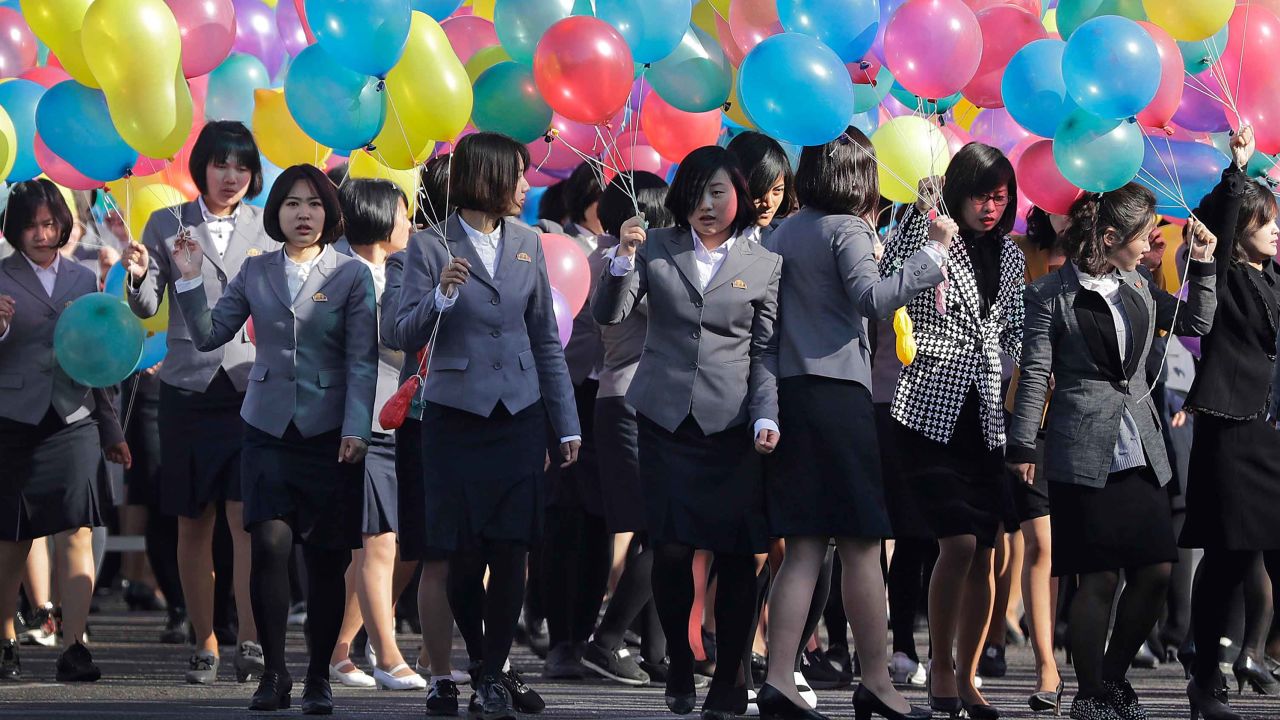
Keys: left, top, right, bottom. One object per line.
{"left": 1184, "top": 167, "right": 1280, "bottom": 421}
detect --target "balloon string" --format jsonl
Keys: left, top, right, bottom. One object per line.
{"left": 597, "top": 125, "right": 642, "bottom": 217}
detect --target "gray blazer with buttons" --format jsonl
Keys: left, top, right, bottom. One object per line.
{"left": 333, "top": 239, "right": 405, "bottom": 434}
{"left": 764, "top": 208, "right": 944, "bottom": 386}
{"left": 1008, "top": 261, "right": 1217, "bottom": 488}
{"left": 591, "top": 227, "right": 782, "bottom": 435}
{"left": 393, "top": 214, "right": 580, "bottom": 439}
{"left": 128, "top": 201, "right": 275, "bottom": 393}
{"left": 0, "top": 253, "right": 124, "bottom": 446}
{"left": 174, "top": 245, "right": 378, "bottom": 442}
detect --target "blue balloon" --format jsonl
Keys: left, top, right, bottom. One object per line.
{"left": 206, "top": 53, "right": 271, "bottom": 127}
{"left": 104, "top": 262, "right": 126, "bottom": 298}
{"left": 285, "top": 45, "right": 387, "bottom": 153}
{"left": 740, "top": 33, "right": 856, "bottom": 147}
{"left": 1177, "top": 23, "right": 1229, "bottom": 75}
{"left": 35, "top": 81, "right": 137, "bottom": 183}
{"left": 248, "top": 155, "right": 286, "bottom": 208}
{"left": 1062, "top": 16, "right": 1161, "bottom": 120}
{"left": 889, "top": 82, "right": 961, "bottom": 116}
{"left": 777, "top": 0, "right": 879, "bottom": 64}
{"left": 54, "top": 293, "right": 145, "bottom": 388}
{"left": 597, "top": 0, "right": 691, "bottom": 64}
{"left": 133, "top": 331, "right": 169, "bottom": 373}
{"left": 522, "top": 186, "right": 546, "bottom": 225}
{"left": 0, "top": 80, "right": 45, "bottom": 183}
{"left": 1002, "top": 39, "right": 1077, "bottom": 138}
{"left": 307, "top": 0, "right": 412, "bottom": 78}
{"left": 1134, "top": 139, "right": 1229, "bottom": 219}
{"left": 411, "top": 0, "right": 463, "bottom": 19}
{"left": 494, "top": 0, "right": 576, "bottom": 66}
{"left": 1053, "top": 110, "right": 1144, "bottom": 192}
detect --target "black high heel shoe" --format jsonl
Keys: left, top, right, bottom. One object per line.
{"left": 927, "top": 675, "right": 962, "bottom": 719}
{"left": 961, "top": 697, "right": 1000, "bottom": 720}
{"left": 756, "top": 684, "right": 828, "bottom": 720}
{"left": 852, "top": 684, "right": 930, "bottom": 720}
{"left": 1178, "top": 640, "right": 1196, "bottom": 680}
{"left": 1187, "top": 677, "right": 1242, "bottom": 720}
{"left": 1232, "top": 653, "right": 1279, "bottom": 695}
{"left": 248, "top": 669, "right": 292, "bottom": 711}
{"left": 700, "top": 680, "right": 747, "bottom": 720}
{"left": 1029, "top": 679, "right": 1065, "bottom": 715}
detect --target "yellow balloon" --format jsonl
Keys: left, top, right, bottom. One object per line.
{"left": 691, "top": 1, "right": 720, "bottom": 36}
{"left": 0, "top": 105, "right": 16, "bottom": 182}
{"left": 724, "top": 69, "right": 754, "bottom": 129}
{"left": 893, "top": 307, "right": 916, "bottom": 366}
{"left": 951, "top": 98, "right": 981, "bottom": 132}
{"left": 253, "top": 88, "right": 333, "bottom": 169}
{"left": 348, "top": 150, "right": 420, "bottom": 216}
{"left": 371, "top": 12, "right": 472, "bottom": 169}
{"left": 1142, "top": 0, "right": 1232, "bottom": 42}
{"left": 870, "top": 116, "right": 951, "bottom": 205}
{"left": 1042, "top": 8, "right": 1058, "bottom": 35}
{"left": 23, "top": 0, "right": 99, "bottom": 87}
{"left": 261, "top": 0, "right": 278, "bottom": 6}
{"left": 470, "top": 0, "right": 495, "bottom": 20}
{"left": 1158, "top": 223, "right": 1185, "bottom": 293}
{"left": 465, "top": 45, "right": 512, "bottom": 83}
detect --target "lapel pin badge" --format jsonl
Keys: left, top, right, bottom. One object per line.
{"left": 516, "top": 251, "right": 532, "bottom": 263}
{"left": 247, "top": 248, "right": 262, "bottom": 257}
{"left": 732, "top": 279, "right": 747, "bottom": 289}
{"left": 312, "top": 292, "right": 328, "bottom": 302}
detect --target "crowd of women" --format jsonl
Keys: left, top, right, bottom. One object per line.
{"left": 0, "top": 117, "right": 1278, "bottom": 720}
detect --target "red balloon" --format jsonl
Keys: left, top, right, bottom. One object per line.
{"left": 533, "top": 16, "right": 634, "bottom": 126}
{"left": 640, "top": 91, "right": 722, "bottom": 164}
{"left": 1134, "top": 22, "right": 1184, "bottom": 134}
{"left": 166, "top": 0, "right": 237, "bottom": 78}
{"left": 293, "top": 0, "right": 317, "bottom": 45}
{"left": 884, "top": 0, "right": 983, "bottom": 99}
{"left": 728, "top": 0, "right": 782, "bottom": 55}
{"left": 1221, "top": 5, "right": 1280, "bottom": 154}
{"left": 20, "top": 66, "right": 72, "bottom": 88}
{"left": 540, "top": 232, "right": 592, "bottom": 316}
{"left": 34, "top": 135, "right": 103, "bottom": 191}
{"left": 962, "top": 6, "right": 1046, "bottom": 109}
{"left": 1016, "top": 139, "right": 1082, "bottom": 215}
{"left": 714, "top": 10, "right": 747, "bottom": 67}
{"left": 846, "top": 57, "right": 882, "bottom": 86}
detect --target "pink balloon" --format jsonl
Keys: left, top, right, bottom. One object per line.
{"left": 714, "top": 11, "right": 748, "bottom": 67}
{"left": 441, "top": 15, "right": 498, "bottom": 65}
{"left": 729, "top": 0, "right": 783, "bottom": 55}
{"left": 541, "top": 233, "right": 591, "bottom": 316}
{"left": 962, "top": 6, "right": 1046, "bottom": 109}
{"left": 969, "top": 107, "right": 1034, "bottom": 154}
{"left": 1016, "top": 139, "right": 1082, "bottom": 215}
{"left": 526, "top": 166, "right": 565, "bottom": 188}
{"left": 847, "top": 57, "right": 882, "bottom": 86}
{"left": 1221, "top": 5, "right": 1280, "bottom": 154}
{"left": 0, "top": 8, "right": 38, "bottom": 79}
{"left": 527, "top": 114, "right": 603, "bottom": 172}
{"left": 20, "top": 66, "right": 72, "bottom": 88}
{"left": 34, "top": 135, "right": 104, "bottom": 190}
{"left": 166, "top": 0, "right": 237, "bottom": 78}
{"left": 640, "top": 91, "right": 722, "bottom": 164}
{"left": 884, "top": 0, "right": 983, "bottom": 100}
{"left": 532, "top": 16, "right": 634, "bottom": 126}
{"left": 964, "top": 0, "right": 1040, "bottom": 14}
{"left": 941, "top": 124, "right": 973, "bottom": 156}
{"left": 1134, "top": 22, "right": 1183, "bottom": 134}
{"left": 276, "top": 0, "right": 312, "bottom": 57}
{"left": 231, "top": 0, "right": 286, "bottom": 78}
{"left": 550, "top": 287, "right": 573, "bottom": 347}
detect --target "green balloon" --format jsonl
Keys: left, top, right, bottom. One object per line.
{"left": 889, "top": 83, "right": 962, "bottom": 116}
{"left": 471, "top": 62, "right": 553, "bottom": 144}
{"left": 1053, "top": 110, "right": 1144, "bottom": 192}
{"left": 1056, "top": 0, "right": 1147, "bottom": 40}
{"left": 852, "top": 65, "right": 893, "bottom": 114}
{"left": 54, "top": 293, "right": 145, "bottom": 389}
{"left": 1177, "top": 24, "right": 1229, "bottom": 75}
{"left": 648, "top": 26, "right": 731, "bottom": 114}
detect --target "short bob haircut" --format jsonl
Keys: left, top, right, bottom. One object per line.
{"left": 942, "top": 142, "right": 1019, "bottom": 237}
{"left": 262, "top": 164, "right": 344, "bottom": 246}
{"left": 562, "top": 161, "right": 606, "bottom": 226}
{"left": 726, "top": 131, "right": 796, "bottom": 218}
{"left": 415, "top": 153, "right": 452, "bottom": 228}
{"left": 664, "top": 145, "right": 756, "bottom": 237}
{"left": 188, "top": 120, "right": 264, "bottom": 200}
{"left": 3, "top": 179, "right": 75, "bottom": 253}
{"left": 796, "top": 127, "right": 879, "bottom": 218}
{"left": 450, "top": 132, "right": 531, "bottom": 217}
{"left": 598, "top": 171, "right": 673, "bottom": 239}
{"left": 340, "top": 179, "right": 407, "bottom": 246}
{"left": 1231, "top": 180, "right": 1279, "bottom": 263}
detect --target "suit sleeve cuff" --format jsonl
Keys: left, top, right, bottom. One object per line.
{"left": 921, "top": 243, "right": 948, "bottom": 268}
{"left": 1187, "top": 257, "right": 1216, "bottom": 273}
{"left": 605, "top": 248, "right": 634, "bottom": 276}
{"left": 559, "top": 435, "right": 581, "bottom": 444}
{"left": 174, "top": 275, "right": 204, "bottom": 293}
{"left": 1005, "top": 444, "right": 1038, "bottom": 464}
{"left": 753, "top": 419, "right": 779, "bottom": 436}
{"left": 434, "top": 286, "right": 457, "bottom": 311}
{"left": 341, "top": 435, "right": 368, "bottom": 443}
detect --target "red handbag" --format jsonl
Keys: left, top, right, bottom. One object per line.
{"left": 378, "top": 346, "right": 428, "bottom": 430}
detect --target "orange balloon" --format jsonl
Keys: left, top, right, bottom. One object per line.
{"left": 640, "top": 91, "right": 722, "bottom": 163}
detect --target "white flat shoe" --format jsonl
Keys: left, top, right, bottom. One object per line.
{"left": 329, "top": 660, "right": 375, "bottom": 688}
{"left": 414, "top": 661, "right": 471, "bottom": 686}
{"left": 375, "top": 663, "right": 428, "bottom": 691}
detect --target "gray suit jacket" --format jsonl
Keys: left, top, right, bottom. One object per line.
{"left": 175, "top": 245, "right": 378, "bottom": 441}
{"left": 127, "top": 201, "right": 274, "bottom": 393}
{"left": 1008, "top": 261, "right": 1218, "bottom": 488}
{"left": 591, "top": 227, "right": 782, "bottom": 435}
{"left": 334, "top": 240, "right": 405, "bottom": 434}
{"left": 0, "top": 254, "right": 124, "bottom": 446}
{"left": 393, "top": 214, "right": 580, "bottom": 439}
{"left": 764, "top": 208, "right": 944, "bottom": 385}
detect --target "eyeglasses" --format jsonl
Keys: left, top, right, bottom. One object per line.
{"left": 971, "top": 193, "right": 1010, "bottom": 207}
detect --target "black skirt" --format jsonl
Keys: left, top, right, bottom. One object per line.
{"left": 766, "top": 376, "right": 891, "bottom": 539}
{"left": 420, "top": 400, "right": 547, "bottom": 551}
{"left": 159, "top": 370, "right": 244, "bottom": 518}
{"left": 240, "top": 423, "right": 364, "bottom": 550}
{"left": 593, "top": 396, "right": 646, "bottom": 533}
{"left": 879, "top": 403, "right": 932, "bottom": 540}
{"left": 545, "top": 380, "right": 603, "bottom": 516}
{"left": 0, "top": 411, "right": 103, "bottom": 541}
{"left": 1180, "top": 415, "right": 1280, "bottom": 551}
{"left": 1049, "top": 465, "right": 1177, "bottom": 576}
{"left": 123, "top": 374, "right": 162, "bottom": 507}
{"left": 637, "top": 413, "right": 767, "bottom": 555}
{"left": 394, "top": 418, "right": 447, "bottom": 562}
{"left": 362, "top": 433, "right": 398, "bottom": 536}
{"left": 894, "top": 389, "right": 1006, "bottom": 548}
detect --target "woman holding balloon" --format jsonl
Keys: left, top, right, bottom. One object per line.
{"left": 122, "top": 120, "right": 272, "bottom": 686}
{"left": 880, "top": 143, "right": 1024, "bottom": 720}
{"left": 0, "top": 179, "right": 131, "bottom": 683}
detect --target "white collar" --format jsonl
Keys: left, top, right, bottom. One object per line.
{"left": 350, "top": 249, "right": 382, "bottom": 273}
{"left": 691, "top": 228, "right": 737, "bottom": 257}
{"left": 459, "top": 214, "right": 501, "bottom": 243}
{"left": 198, "top": 195, "right": 240, "bottom": 224}
{"left": 22, "top": 251, "right": 60, "bottom": 275}
{"left": 285, "top": 246, "right": 326, "bottom": 270}
{"left": 1074, "top": 263, "right": 1121, "bottom": 297}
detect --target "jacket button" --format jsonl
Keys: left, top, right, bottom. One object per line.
{"left": 491, "top": 330, "right": 502, "bottom": 338}
{"left": 493, "top": 362, "right": 502, "bottom": 370}
{"left": 695, "top": 301, "right": 703, "bottom": 308}
{"left": 286, "top": 373, "right": 295, "bottom": 381}
{"left": 691, "top": 331, "right": 700, "bottom": 340}
{"left": 285, "top": 341, "right": 294, "bottom": 350}
{"left": 1119, "top": 379, "right": 1129, "bottom": 389}
{"left": 688, "top": 361, "right": 698, "bottom": 369}
{"left": 490, "top": 297, "right": 500, "bottom": 305}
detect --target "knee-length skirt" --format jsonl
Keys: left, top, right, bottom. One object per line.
{"left": 593, "top": 395, "right": 646, "bottom": 533}
{"left": 159, "top": 370, "right": 244, "bottom": 518}
{"left": 1049, "top": 465, "right": 1177, "bottom": 576}
{"left": 0, "top": 411, "right": 103, "bottom": 541}
{"left": 362, "top": 433, "right": 398, "bottom": 536}
{"left": 1180, "top": 414, "right": 1280, "bottom": 551}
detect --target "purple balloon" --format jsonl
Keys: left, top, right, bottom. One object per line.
{"left": 551, "top": 287, "right": 573, "bottom": 347}
{"left": 276, "top": 0, "right": 311, "bottom": 57}
{"left": 871, "top": 0, "right": 909, "bottom": 64}
{"left": 969, "top": 107, "right": 1035, "bottom": 155}
{"left": 1172, "top": 69, "right": 1230, "bottom": 133}
{"left": 232, "top": 0, "right": 287, "bottom": 77}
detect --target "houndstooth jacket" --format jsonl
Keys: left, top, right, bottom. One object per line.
{"left": 879, "top": 205, "right": 1025, "bottom": 449}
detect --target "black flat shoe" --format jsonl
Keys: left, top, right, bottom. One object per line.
{"left": 757, "top": 683, "right": 828, "bottom": 720}
{"left": 852, "top": 684, "right": 930, "bottom": 720}
{"left": 0, "top": 639, "right": 20, "bottom": 681}
{"left": 301, "top": 676, "right": 333, "bottom": 715}
{"left": 1029, "top": 679, "right": 1065, "bottom": 714}
{"left": 55, "top": 641, "right": 101, "bottom": 682}
{"left": 249, "top": 669, "right": 292, "bottom": 711}
{"left": 666, "top": 691, "right": 697, "bottom": 715}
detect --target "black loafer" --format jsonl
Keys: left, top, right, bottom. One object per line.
{"left": 300, "top": 676, "right": 334, "bottom": 715}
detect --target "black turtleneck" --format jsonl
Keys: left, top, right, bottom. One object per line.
{"left": 961, "top": 230, "right": 1002, "bottom": 317}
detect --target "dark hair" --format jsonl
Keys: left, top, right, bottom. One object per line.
{"left": 537, "top": 180, "right": 567, "bottom": 224}
{"left": 562, "top": 161, "right": 605, "bottom": 225}
{"left": 795, "top": 127, "right": 879, "bottom": 218}
{"left": 726, "top": 131, "right": 796, "bottom": 219}
{"left": 1024, "top": 207, "right": 1061, "bottom": 252}
{"left": 325, "top": 162, "right": 349, "bottom": 188}
{"left": 262, "top": 164, "right": 344, "bottom": 246}
{"left": 450, "top": 132, "right": 531, "bottom": 216}
{"left": 598, "top": 171, "right": 673, "bottom": 238}
{"left": 3, "top": 179, "right": 74, "bottom": 253}
{"left": 942, "top": 142, "right": 1018, "bottom": 236}
{"left": 189, "top": 120, "right": 264, "bottom": 200}
{"left": 416, "top": 153, "right": 452, "bottom": 227}
{"left": 1233, "top": 180, "right": 1279, "bottom": 263}
{"left": 1063, "top": 184, "right": 1157, "bottom": 275}
{"left": 664, "top": 145, "right": 755, "bottom": 237}
{"left": 339, "top": 179, "right": 406, "bottom": 246}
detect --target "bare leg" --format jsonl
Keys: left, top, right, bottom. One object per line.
{"left": 224, "top": 501, "right": 257, "bottom": 643}
{"left": 690, "top": 550, "right": 711, "bottom": 661}
{"left": 178, "top": 507, "right": 219, "bottom": 655}
{"left": 609, "top": 532, "right": 633, "bottom": 596}
{"left": 928, "top": 534, "right": 978, "bottom": 699}
{"left": 22, "top": 537, "right": 51, "bottom": 609}
{"left": 1, "top": 540, "right": 35, "bottom": 639}
{"left": 1021, "top": 516, "right": 1061, "bottom": 694}
{"left": 1004, "top": 531, "right": 1025, "bottom": 640}
{"left": 53, "top": 527, "right": 96, "bottom": 644}
{"left": 838, "top": 537, "right": 912, "bottom": 714}
{"left": 358, "top": 533, "right": 413, "bottom": 674}
{"left": 331, "top": 550, "right": 364, "bottom": 666}
{"left": 418, "top": 559, "right": 454, "bottom": 675}
{"left": 957, "top": 546, "right": 995, "bottom": 706}
{"left": 988, "top": 532, "right": 1021, "bottom": 647}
